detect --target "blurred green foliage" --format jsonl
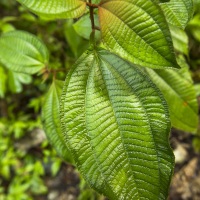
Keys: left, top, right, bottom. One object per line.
{"left": 0, "top": 0, "right": 95, "bottom": 199}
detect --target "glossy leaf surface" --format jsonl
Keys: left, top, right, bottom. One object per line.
{"left": 146, "top": 59, "right": 198, "bottom": 133}
{"left": 0, "top": 31, "right": 49, "bottom": 74}
{"left": 99, "top": 0, "right": 179, "bottom": 69}
{"left": 17, "top": 0, "right": 86, "bottom": 19}
{"left": 42, "top": 80, "right": 73, "bottom": 162}
{"left": 160, "top": 0, "right": 194, "bottom": 29}
{"left": 61, "top": 48, "right": 174, "bottom": 200}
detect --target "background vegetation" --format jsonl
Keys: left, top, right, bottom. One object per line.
{"left": 0, "top": 0, "right": 200, "bottom": 199}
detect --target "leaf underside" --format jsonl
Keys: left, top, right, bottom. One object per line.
{"left": 0, "top": 31, "right": 49, "bottom": 74}
{"left": 17, "top": 0, "right": 86, "bottom": 19}
{"left": 60, "top": 48, "right": 174, "bottom": 200}
{"left": 99, "top": 0, "right": 179, "bottom": 69}
{"left": 42, "top": 80, "right": 73, "bottom": 162}
{"left": 160, "top": 0, "right": 194, "bottom": 29}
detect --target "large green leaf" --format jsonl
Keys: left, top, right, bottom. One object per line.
{"left": 0, "top": 31, "right": 49, "bottom": 74}
{"left": 99, "top": 0, "right": 179, "bottom": 69}
{"left": 160, "top": 0, "right": 194, "bottom": 29}
{"left": 146, "top": 58, "right": 198, "bottom": 133}
{"left": 17, "top": 0, "right": 86, "bottom": 20}
{"left": 60, "top": 47, "right": 174, "bottom": 199}
{"left": 42, "top": 80, "right": 73, "bottom": 162}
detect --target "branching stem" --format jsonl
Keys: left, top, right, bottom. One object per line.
{"left": 87, "top": 0, "right": 100, "bottom": 43}
{"left": 89, "top": 4, "right": 96, "bottom": 31}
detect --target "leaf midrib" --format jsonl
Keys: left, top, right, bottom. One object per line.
{"left": 98, "top": 58, "right": 141, "bottom": 199}
{"left": 84, "top": 52, "right": 117, "bottom": 199}
{"left": 99, "top": 53, "right": 163, "bottom": 199}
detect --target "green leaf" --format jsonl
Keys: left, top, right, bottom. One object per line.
{"left": 93, "top": 0, "right": 101, "bottom": 4}
{"left": 194, "top": 84, "right": 200, "bottom": 96}
{"left": 187, "top": 13, "right": 200, "bottom": 42}
{"left": 146, "top": 58, "right": 198, "bottom": 133}
{"left": 8, "top": 71, "right": 32, "bottom": 93}
{"left": 0, "top": 66, "right": 7, "bottom": 98}
{"left": 160, "top": 0, "right": 194, "bottom": 29}
{"left": 42, "top": 80, "right": 73, "bottom": 162}
{"left": 170, "top": 26, "right": 189, "bottom": 55}
{"left": 99, "top": 0, "right": 179, "bottom": 69}
{"left": 194, "top": 0, "right": 200, "bottom": 11}
{"left": 0, "top": 31, "right": 49, "bottom": 74}
{"left": 73, "top": 14, "right": 100, "bottom": 40}
{"left": 61, "top": 48, "right": 174, "bottom": 199}
{"left": 152, "top": 0, "right": 170, "bottom": 3}
{"left": 64, "top": 20, "right": 89, "bottom": 58}
{"left": 17, "top": 0, "right": 86, "bottom": 20}
{"left": 0, "top": 23, "right": 15, "bottom": 33}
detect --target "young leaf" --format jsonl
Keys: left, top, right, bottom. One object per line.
{"left": 146, "top": 58, "right": 198, "bottom": 133}
{"left": 160, "top": 0, "right": 194, "bottom": 29}
{"left": 17, "top": 0, "right": 86, "bottom": 20}
{"left": 64, "top": 20, "right": 89, "bottom": 58}
{"left": 61, "top": 48, "right": 174, "bottom": 200}
{"left": 42, "top": 80, "right": 73, "bottom": 162}
{"left": 0, "top": 31, "right": 49, "bottom": 74}
{"left": 99, "top": 0, "right": 179, "bottom": 69}
{"left": 73, "top": 14, "right": 100, "bottom": 40}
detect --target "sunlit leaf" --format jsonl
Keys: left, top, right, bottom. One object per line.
{"left": 160, "top": 0, "right": 194, "bottom": 29}
{"left": 61, "top": 47, "right": 174, "bottom": 200}
{"left": 99, "top": 0, "right": 179, "bottom": 69}
{"left": 0, "top": 31, "right": 49, "bottom": 74}
{"left": 170, "top": 26, "right": 189, "bottom": 55}
{"left": 17, "top": 0, "right": 86, "bottom": 19}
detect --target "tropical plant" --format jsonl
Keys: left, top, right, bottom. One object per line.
{"left": 0, "top": 0, "right": 198, "bottom": 199}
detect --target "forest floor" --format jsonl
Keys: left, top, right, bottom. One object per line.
{"left": 169, "top": 129, "right": 200, "bottom": 200}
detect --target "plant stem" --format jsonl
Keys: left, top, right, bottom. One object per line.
{"left": 87, "top": 0, "right": 100, "bottom": 44}
{"left": 89, "top": 3, "right": 95, "bottom": 32}
{"left": 87, "top": 1, "right": 99, "bottom": 31}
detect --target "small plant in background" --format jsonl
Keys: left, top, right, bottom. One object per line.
{"left": 0, "top": 0, "right": 200, "bottom": 199}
